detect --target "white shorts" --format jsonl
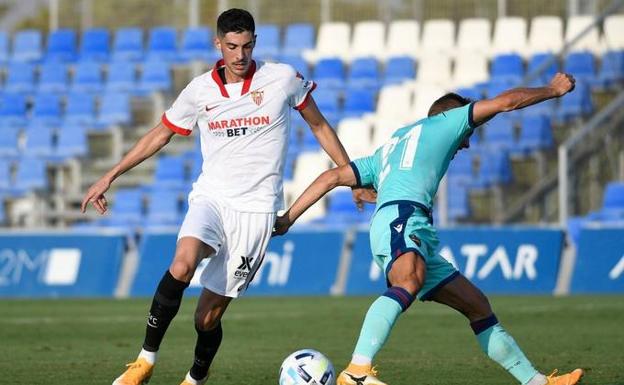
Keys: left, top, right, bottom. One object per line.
{"left": 177, "top": 194, "right": 276, "bottom": 298}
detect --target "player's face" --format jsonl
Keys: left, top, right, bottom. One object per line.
{"left": 452, "top": 135, "right": 471, "bottom": 158}
{"left": 216, "top": 31, "right": 255, "bottom": 82}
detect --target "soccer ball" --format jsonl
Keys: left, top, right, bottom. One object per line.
{"left": 278, "top": 349, "right": 336, "bottom": 385}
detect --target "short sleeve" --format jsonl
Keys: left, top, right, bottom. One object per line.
{"left": 443, "top": 102, "right": 477, "bottom": 140}
{"left": 162, "top": 80, "right": 199, "bottom": 136}
{"left": 282, "top": 65, "right": 316, "bottom": 110}
{"left": 350, "top": 155, "right": 378, "bottom": 188}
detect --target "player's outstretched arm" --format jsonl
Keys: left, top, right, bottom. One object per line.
{"left": 273, "top": 164, "right": 357, "bottom": 236}
{"left": 472, "top": 72, "right": 575, "bottom": 125}
{"left": 81, "top": 122, "right": 175, "bottom": 214}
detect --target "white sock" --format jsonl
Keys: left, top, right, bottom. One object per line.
{"left": 526, "top": 373, "right": 548, "bottom": 385}
{"left": 185, "top": 371, "right": 207, "bottom": 385}
{"left": 351, "top": 354, "right": 372, "bottom": 366}
{"left": 138, "top": 349, "right": 158, "bottom": 365}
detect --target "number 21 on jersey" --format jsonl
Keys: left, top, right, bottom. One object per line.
{"left": 378, "top": 124, "right": 422, "bottom": 187}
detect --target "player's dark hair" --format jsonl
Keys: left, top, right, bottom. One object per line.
{"left": 428, "top": 93, "right": 473, "bottom": 117}
{"left": 216, "top": 8, "right": 255, "bottom": 37}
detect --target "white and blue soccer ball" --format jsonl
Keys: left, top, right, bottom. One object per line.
{"left": 279, "top": 349, "right": 335, "bottom": 385}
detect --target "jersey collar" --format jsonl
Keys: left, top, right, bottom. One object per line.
{"left": 211, "top": 59, "right": 257, "bottom": 98}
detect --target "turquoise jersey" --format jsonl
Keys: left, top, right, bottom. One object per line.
{"left": 350, "top": 103, "right": 477, "bottom": 215}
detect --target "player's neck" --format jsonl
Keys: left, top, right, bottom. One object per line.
{"left": 219, "top": 66, "right": 244, "bottom": 84}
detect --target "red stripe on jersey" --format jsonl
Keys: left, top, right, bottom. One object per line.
{"left": 162, "top": 113, "right": 192, "bottom": 136}
{"left": 211, "top": 61, "right": 229, "bottom": 98}
{"left": 241, "top": 60, "right": 256, "bottom": 95}
{"left": 211, "top": 59, "right": 257, "bottom": 97}
{"left": 294, "top": 82, "right": 317, "bottom": 111}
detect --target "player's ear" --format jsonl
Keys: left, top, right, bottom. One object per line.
{"left": 214, "top": 36, "right": 221, "bottom": 50}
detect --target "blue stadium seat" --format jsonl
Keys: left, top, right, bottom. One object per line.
{"left": 0, "top": 31, "right": 9, "bottom": 64}
{"left": 455, "top": 86, "right": 482, "bottom": 102}
{"left": 516, "top": 115, "right": 553, "bottom": 155}
{"left": 447, "top": 151, "right": 474, "bottom": 184}
{"left": 482, "top": 115, "right": 515, "bottom": 150}
{"left": 555, "top": 81, "right": 593, "bottom": 123}
{"left": 311, "top": 89, "right": 341, "bottom": 128}
{"left": 5, "top": 62, "right": 36, "bottom": 93}
{"left": 153, "top": 154, "right": 186, "bottom": 188}
{"left": 348, "top": 58, "right": 380, "bottom": 90}
{"left": 38, "top": 62, "right": 69, "bottom": 93}
{"left": 145, "top": 189, "right": 182, "bottom": 226}
{"left": 31, "top": 93, "right": 62, "bottom": 126}
{"left": 11, "top": 30, "right": 42, "bottom": 62}
{"left": 326, "top": 189, "right": 374, "bottom": 225}
{"left": 65, "top": 92, "right": 96, "bottom": 125}
{"left": 14, "top": 156, "right": 47, "bottom": 194}
{"left": 106, "top": 61, "right": 136, "bottom": 92}
{"left": 24, "top": 125, "right": 55, "bottom": 157}
{"left": 0, "top": 126, "right": 20, "bottom": 157}
{"left": 313, "top": 58, "right": 346, "bottom": 90}
{"left": 0, "top": 93, "right": 27, "bottom": 128}
{"left": 96, "top": 92, "right": 131, "bottom": 128}
{"left": 137, "top": 60, "right": 171, "bottom": 94}
{"left": 179, "top": 26, "right": 213, "bottom": 62}
{"left": 343, "top": 88, "right": 376, "bottom": 118}
{"left": 80, "top": 28, "right": 110, "bottom": 62}
{"left": 602, "top": 182, "right": 624, "bottom": 212}
{"left": 71, "top": 61, "right": 103, "bottom": 93}
{"left": 526, "top": 53, "right": 559, "bottom": 85}
{"left": 472, "top": 149, "right": 512, "bottom": 188}
{"left": 282, "top": 23, "right": 314, "bottom": 58}
{"left": 280, "top": 55, "right": 310, "bottom": 80}
{"left": 108, "top": 188, "right": 144, "bottom": 226}
{"left": 490, "top": 54, "right": 524, "bottom": 84}
{"left": 383, "top": 56, "right": 416, "bottom": 86}
{"left": 147, "top": 26, "right": 178, "bottom": 62}
{"left": 187, "top": 151, "right": 202, "bottom": 181}
{"left": 283, "top": 150, "right": 297, "bottom": 181}
{"left": 596, "top": 51, "right": 624, "bottom": 89}
{"left": 112, "top": 27, "right": 144, "bottom": 62}
{"left": 253, "top": 24, "right": 280, "bottom": 60}
{"left": 448, "top": 180, "right": 470, "bottom": 220}
{"left": 0, "top": 159, "right": 11, "bottom": 190}
{"left": 46, "top": 28, "right": 77, "bottom": 62}
{"left": 563, "top": 52, "right": 596, "bottom": 84}
{"left": 57, "top": 123, "right": 88, "bottom": 158}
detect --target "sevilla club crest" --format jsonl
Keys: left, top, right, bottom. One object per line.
{"left": 251, "top": 90, "right": 264, "bottom": 106}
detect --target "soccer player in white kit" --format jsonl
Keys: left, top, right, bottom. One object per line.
{"left": 81, "top": 9, "right": 373, "bottom": 385}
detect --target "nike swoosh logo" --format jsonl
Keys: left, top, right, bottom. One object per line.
{"left": 205, "top": 104, "right": 220, "bottom": 111}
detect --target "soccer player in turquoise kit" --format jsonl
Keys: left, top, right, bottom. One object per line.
{"left": 273, "top": 73, "right": 584, "bottom": 385}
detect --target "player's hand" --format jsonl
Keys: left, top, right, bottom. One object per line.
{"left": 352, "top": 187, "right": 377, "bottom": 211}
{"left": 272, "top": 215, "right": 292, "bottom": 237}
{"left": 549, "top": 72, "right": 575, "bottom": 97}
{"left": 81, "top": 176, "right": 112, "bottom": 214}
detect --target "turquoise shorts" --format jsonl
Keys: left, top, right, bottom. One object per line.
{"left": 369, "top": 201, "right": 459, "bottom": 301}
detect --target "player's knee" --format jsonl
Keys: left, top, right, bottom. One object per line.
{"left": 383, "top": 286, "right": 416, "bottom": 312}
{"left": 465, "top": 290, "right": 493, "bottom": 322}
{"left": 169, "top": 259, "right": 196, "bottom": 282}
{"left": 194, "top": 307, "right": 221, "bottom": 331}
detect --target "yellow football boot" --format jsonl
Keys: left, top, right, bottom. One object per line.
{"left": 546, "top": 369, "right": 584, "bottom": 385}
{"left": 112, "top": 358, "right": 154, "bottom": 385}
{"left": 336, "top": 363, "right": 387, "bottom": 385}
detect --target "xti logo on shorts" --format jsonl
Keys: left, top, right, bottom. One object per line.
{"left": 235, "top": 256, "right": 254, "bottom": 279}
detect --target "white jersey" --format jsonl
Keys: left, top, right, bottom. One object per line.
{"left": 162, "top": 60, "right": 315, "bottom": 212}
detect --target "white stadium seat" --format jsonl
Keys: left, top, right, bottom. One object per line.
{"left": 602, "top": 14, "right": 624, "bottom": 51}
{"left": 375, "top": 84, "right": 414, "bottom": 124}
{"left": 410, "top": 84, "right": 447, "bottom": 121}
{"left": 416, "top": 54, "right": 452, "bottom": 89}
{"left": 337, "top": 118, "right": 373, "bottom": 158}
{"left": 384, "top": 20, "right": 420, "bottom": 60}
{"left": 456, "top": 18, "right": 491, "bottom": 57}
{"left": 420, "top": 19, "right": 456, "bottom": 57}
{"left": 285, "top": 151, "right": 331, "bottom": 222}
{"left": 528, "top": 16, "right": 564, "bottom": 55}
{"left": 371, "top": 117, "right": 406, "bottom": 149}
{"left": 491, "top": 17, "right": 528, "bottom": 57}
{"left": 452, "top": 52, "right": 489, "bottom": 88}
{"left": 302, "top": 22, "right": 351, "bottom": 63}
{"left": 565, "top": 15, "right": 603, "bottom": 55}
{"left": 349, "top": 20, "right": 386, "bottom": 61}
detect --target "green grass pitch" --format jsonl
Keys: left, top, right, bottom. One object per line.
{"left": 1, "top": 295, "right": 623, "bottom": 384}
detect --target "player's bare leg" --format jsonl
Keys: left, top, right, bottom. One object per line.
{"left": 113, "top": 237, "right": 214, "bottom": 385}
{"left": 337, "top": 251, "right": 425, "bottom": 385}
{"left": 180, "top": 289, "right": 232, "bottom": 385}
{"left": 432, "top": 276, "right": 583, "bottom": 385}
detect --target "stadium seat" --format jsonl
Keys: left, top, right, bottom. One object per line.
{"left": 14, "top": 156, "right": 48, "bottom": 194}
{"left": 11, "top": 29, "right": 42, "bottom": 62}
{"left": 282, "top": 23, "right": 315, "bottom": 58}
{"left": 311, "top": 89, "right": 341, "bottom": 127}
{"left": 456, "top": 18, "right": 491, "bottom": 57}
{"left": 254, "top": 24, "right": 280, "bottom": 60}
{"left": 5, "top": 62, "right": 36, "bottom": 94}
{"left": 343, "top": 88, "right": 376, "bottom": 119}
{"left": 516, "top": 114, "right": 553, "bottom": 155}
{"left": 595, "top": 50, "right": 624, "bottom": 89}
{"left": 555, "top": 81, "right": 593, "bottom": 122}
{"left": 179, "top": 26, "right": 213, "bottom": 62}
{"left": 23, "top": 125, "right": 55, "bottom": 157}
{"left": 112, "top": 27, "right": 144, "bottom": 61}
{"left": 410, "top": 83, "right": 446, "bottom": 120}
{"left": 384, "top": 20, "right": 420, "bottom": 60}
{"left": 602, "top": 14, "right": 624, "bottom": 51}
{"left": 0, "top": 93, "right": 27, "bottom": 128}
{"left": 383, "top": 56, "right": 416, "bottom": 86}
{"left": 565, "top": 15, "right": 602, "bottom": 55}
{"left": 107, "top": 187, "right": 144, "bottom": 226}
{"left": 286, "top": 151, "right": 330, "bottom": 222}
{"left": 0, "top": 31, "right": 8, "bottom": 64}
{"left": 31, "top": 93, "right": 62, "bottom": 126}
{"left": 325, "top": 187, "right": 374, "bottom": 225}
{"left": 482, "top": 115, "right": 515, "bottom": 150}
{"left": 280, "top": 55, "right": 310, "bottom": 80}
{"left": 106, "top": 61, "right": 137, "bottom": 92}
{"left": 0, "top": 126, "right": 20, "bottom": 157}
{"left": 153, "top": 154, "right": 186, "bottom": 188}
{"left": 420, "top": 19, "right": 455, "bottom": 57}
{"left": 526, "top": 53, "right": 559, "bottom": 85}
{"left": 302, "top": 21, "right": 350, "bottom": 63}
{"left": 96, "top": 92, "right": 131, "bottom": 128}
{"left": 491, "top": 17, "right": 528, "bottom": 57}
{"left": 137, "top": 60, "right": 172, "bottom": 94}
{"left": 46, "top": 28, "right": 77, "bottom": 62}
{"left": 80, "top": 28, "right": 110, "bottom": 61}
{"left": 348, "top": 57, "right": 380, "bottom": 90}
{"left": 0, "top": 158, "right": 12, "bottom": 190}
{"left": 415, "top": 54, "right": 452, "bottom": 89}
{"left": 337, "top": 118, "right": 373, "bottom": 159}
{"left": 349, "top": 20, "right": 385, "bottom": 61}
{"left": 527, "top": 16, "right": 563, "bottom": 55}
{"left": 447, "top": 150, "right": 474, "bottom": 184}
{"left": 455, "top": 86, "right": 482, "bottom": 102}
{"left": 375, "top": 84, "right": 413, "bottom": 123}
{"left": 490, "top": 54, "right": 524, "bottom": 85}
{"left": 452, "top": 52, "right": 489, "bottom": 88}
{"left": 597, "top": 182, "right": 624, "bottom": 220}
{"left": 312, "top": 58, "right": 345, "bottom": 90}
{"left": 563, "top": 52, "right": 596, "bottom": 84}
{"left": 473, "top": 149, "right": 512, "bottom": 188}
{"left": 146, "top": 26, "right": 178, "bottom": 62}
{"left": 57, "top": 123, "right": 88, "bottom": 158}
{"left": 65, "top": 92, "right": 96, "bottom": 125}
{"left": 145, "top": 188, "right": 182, "bottom": 226}
{"left": 448, "top": 180, "right": 470, "bottom": 220}
{"left": 71, "top": 61, "right": 103, "bottom": 93}
{"left": 38, "top": 62, "right": 69, "bottom": 93}
{"left": 371, "top": 116, "right": 405, "bottom": 148}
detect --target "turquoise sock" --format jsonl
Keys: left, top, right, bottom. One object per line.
{"left": 352, "top": 296, "right": 403, "bottom": 361}
{"left": 474, "top": 317, "right": 539, "bottom": 384}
